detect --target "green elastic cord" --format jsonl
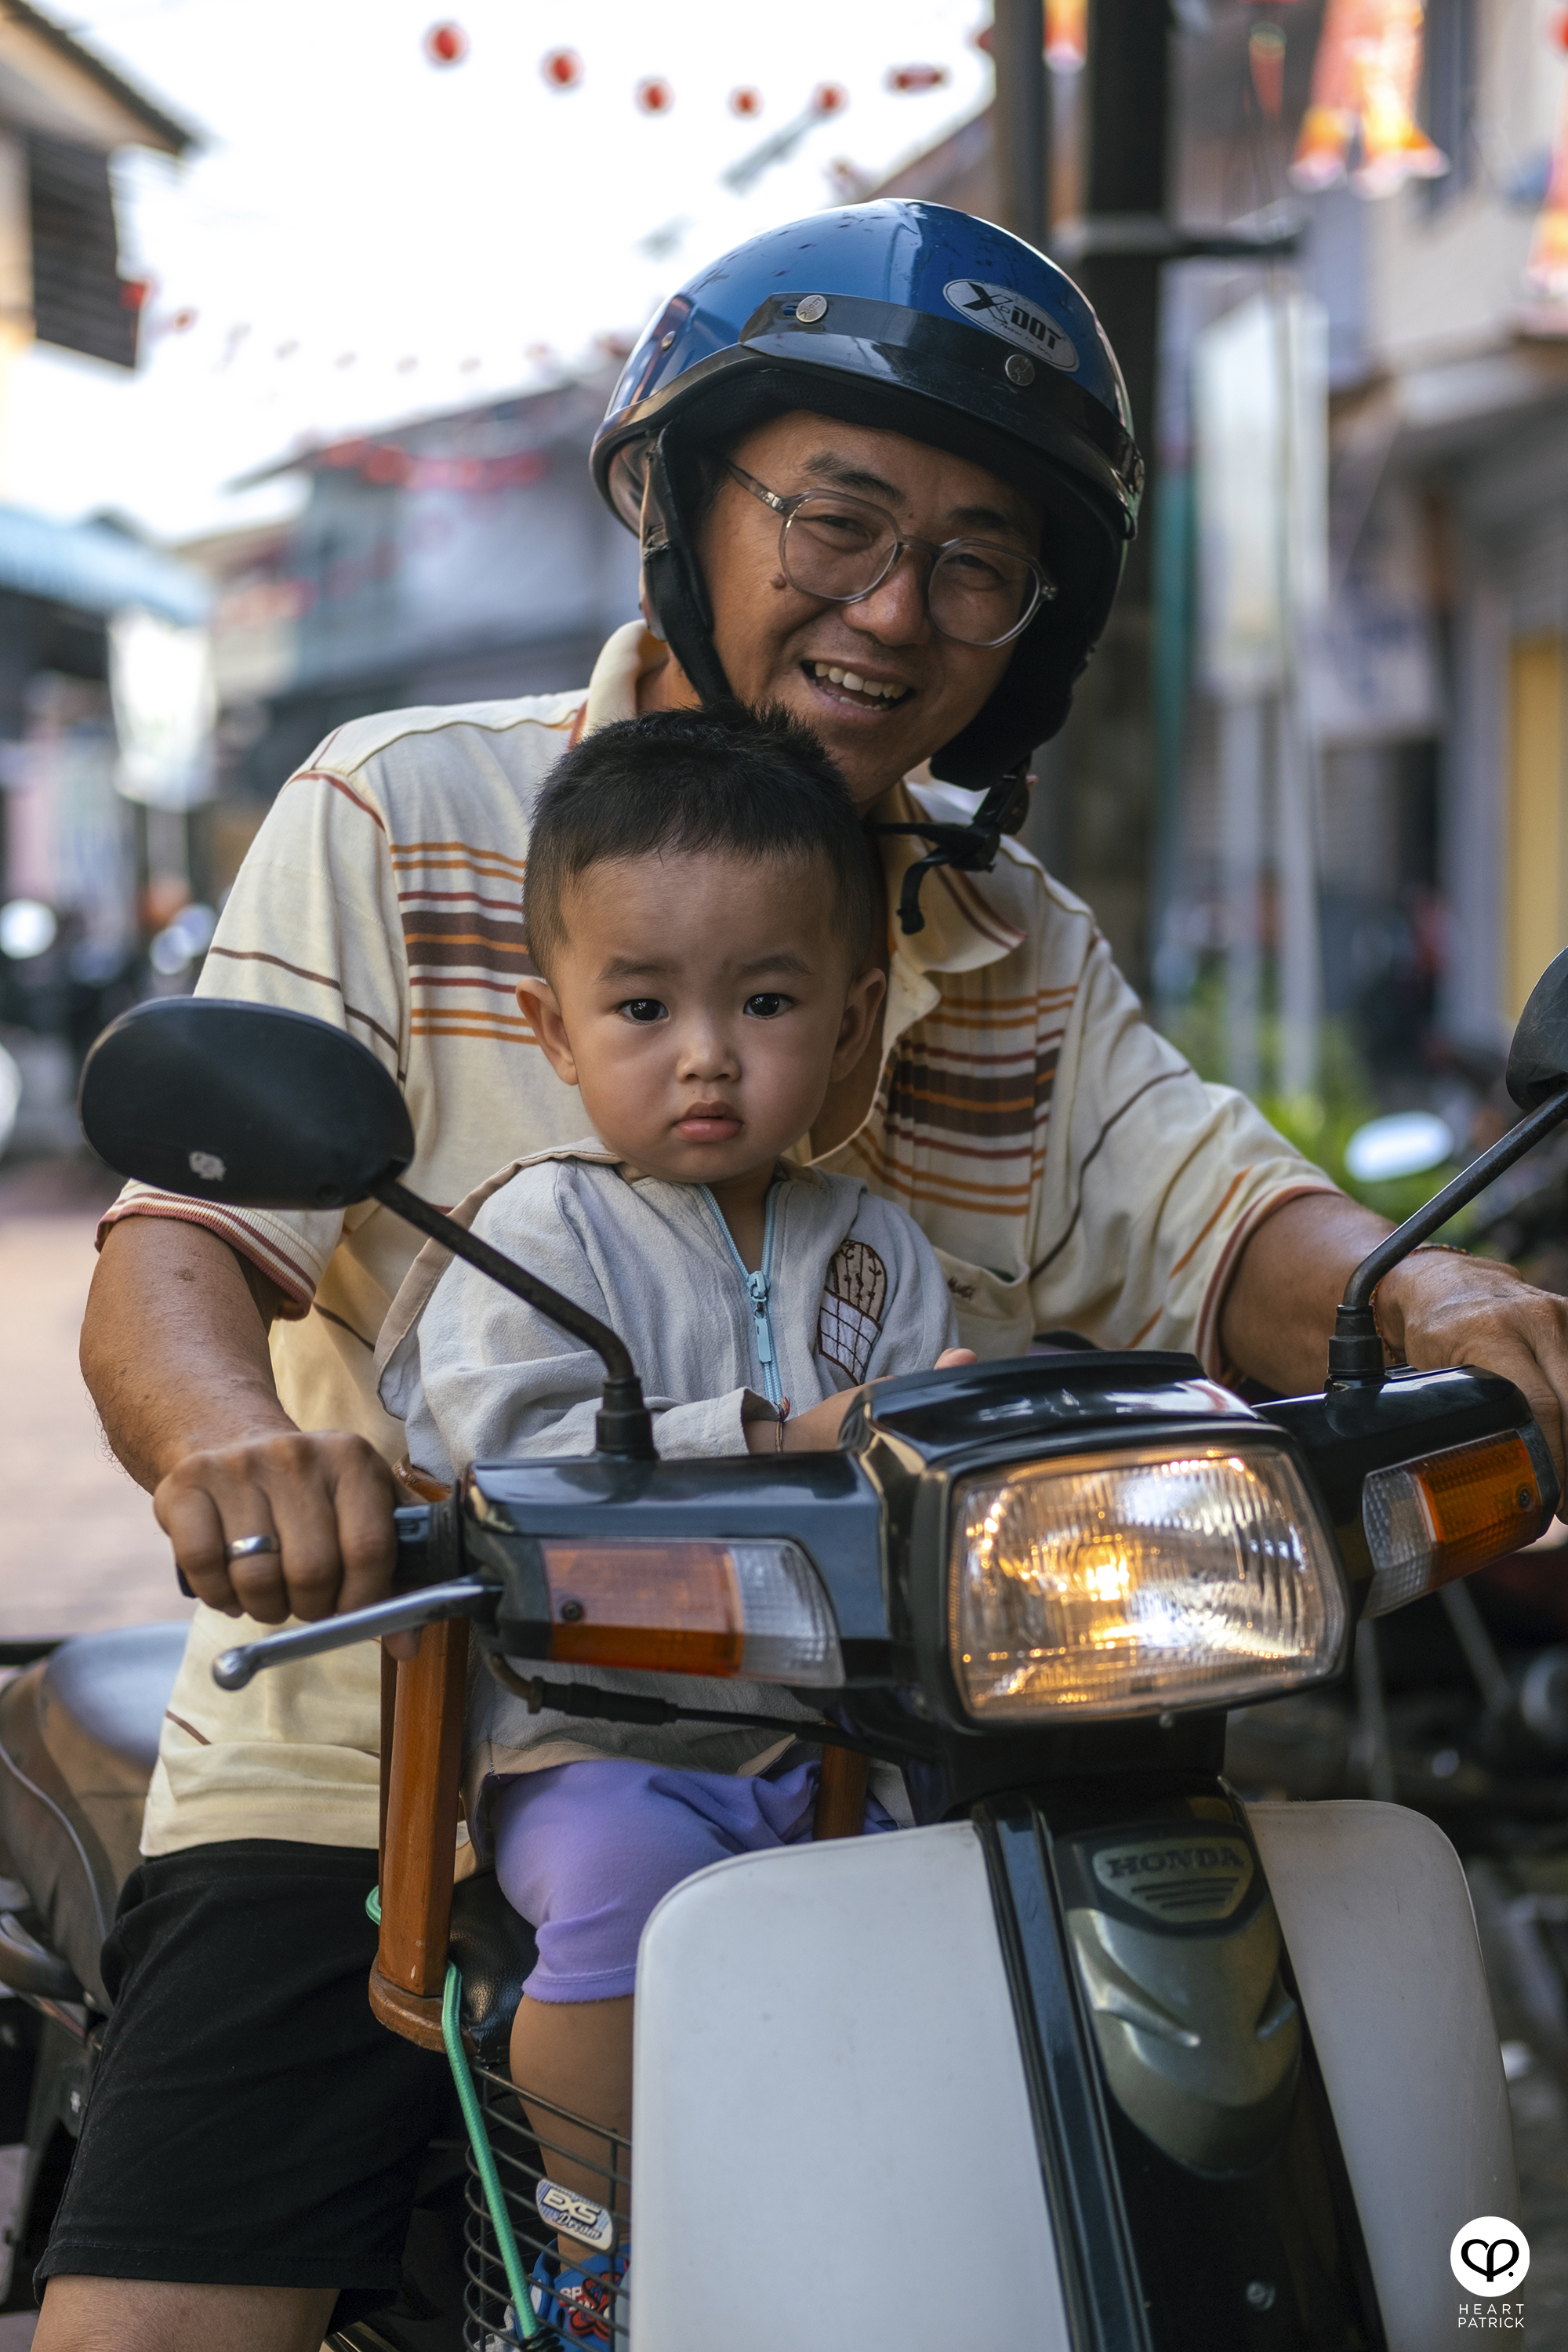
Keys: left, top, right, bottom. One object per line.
{"left": 365, "top": 1887, "right": 545, "bottom": 2344}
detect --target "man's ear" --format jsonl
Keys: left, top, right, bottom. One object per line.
{"left": 516, "top": 976, "right": 579, "bottom": 1086}
{"left": 829, "top": 966, "right": 887, "bottom": 1082}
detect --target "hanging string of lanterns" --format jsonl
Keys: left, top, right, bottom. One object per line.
{"left": 314, "top": 436, "right": 550, "bottom": 494}
{"left": 425, "top": 24, "right": 949, "bottom": 132}
{"left": 142, "top": 31, "right": 968, "bottom": 394}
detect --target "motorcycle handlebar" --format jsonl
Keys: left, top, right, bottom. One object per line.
{"left": 211, "top": 1577, "right": 498, "bottom": 1690}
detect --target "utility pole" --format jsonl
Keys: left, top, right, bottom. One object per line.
{"left": 992, "top": 0, "right": 1051, "bottom": 250}
{"left": 1044, "top": 0, "right": 1173, "bottom": 988}
{"left": 1077, "top": 0, "right": 1169, "bottom": 608}
{"left": 988, "top": 0, "right": 1179, "bottom": 988}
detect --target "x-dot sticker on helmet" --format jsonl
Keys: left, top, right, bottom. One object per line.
{"left": 943, "top": 279, "right": 1079, "bottom": 373}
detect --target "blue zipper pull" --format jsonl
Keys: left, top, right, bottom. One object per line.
{"left": 747, "top": 1269, "right": 775, "bottom": 1365}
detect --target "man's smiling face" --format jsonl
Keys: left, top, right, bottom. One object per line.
{"left": 690, "top": 410, "right": 1040, "bottom": 811}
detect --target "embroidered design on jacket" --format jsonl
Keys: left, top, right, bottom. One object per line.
{"left": 818, "top": 1239, "right": 888, "bottom": 1383}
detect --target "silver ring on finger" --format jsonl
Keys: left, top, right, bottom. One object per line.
{"left": 224, "top": 1534, "right": 281, "bottom": 1563}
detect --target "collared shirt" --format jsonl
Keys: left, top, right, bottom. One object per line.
{"left": 105, "top": 621, "right": 1335, "bottom": 1856}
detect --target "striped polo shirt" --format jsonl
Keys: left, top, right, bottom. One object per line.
{"left": 106, "top": 621, "right": 1334, "bottom": 1855}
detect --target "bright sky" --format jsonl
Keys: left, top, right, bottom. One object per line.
{"left": 16, "top": 1, "right": 992, "bottom": 543}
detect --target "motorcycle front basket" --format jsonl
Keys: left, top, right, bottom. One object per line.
{"left": 465, "top": 2057, "right": 631, "bottom": 2350}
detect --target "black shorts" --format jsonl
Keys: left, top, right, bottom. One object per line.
{"left": 37, "top": 1838, "right": 458, "bottom": 2325}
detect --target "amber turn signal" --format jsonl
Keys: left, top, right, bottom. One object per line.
{"left": 1361, "top": 1431, "right": 1551, "bottom": 1617}
{"left": 532, "top": 1537, "right": 843, "bottom": 1684}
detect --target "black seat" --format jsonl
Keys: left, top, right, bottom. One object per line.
{"left": 41, "top": 1623, "right": 187, "bottom": 1777}
{"left": 449, "top": 1870, "right": 539, "bottom": 2067}
{"left": 0, "top": 1622, "right": 187, "bottom": 2006}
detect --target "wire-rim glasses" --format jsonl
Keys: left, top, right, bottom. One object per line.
{"left": 724, "top": 461, "right": 1053, "bottom": 650}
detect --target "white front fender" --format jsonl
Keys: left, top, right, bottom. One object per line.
{"left": 630, "top": 1820, "right": 1069, "bottom": 2352}
{"left": 1250, "top": 1798, "right": 1516, "bottom": 2349}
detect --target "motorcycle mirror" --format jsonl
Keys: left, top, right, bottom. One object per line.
{"left": 1507, "top": 945, "right": 1568, "bottom": 1110}
{"left": 78, "top": 998, "right": 414, "bottom": 1209}
{"left": 1329, "top": 954, "right": 1568, "bottom": 1388}
{"left": 78, "top": 998, "right": 657, "bottom": 1461}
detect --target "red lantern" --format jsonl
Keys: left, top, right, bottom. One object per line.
{"left": 423, "top": 21, "right": 467, "bottom": 67}
{"left": 636, "top": 76, "right": 673, "bottom": 113}
{"left": 887, "top": 64, "right": 949, "bottom": 93}
{"left": 540, "top": 47, "right": 582, "bottom": 90}
{"left": 811, "top": 82, "right": 848, "bottom": 116}
{"left": 729, "top": 85, "right": 763, "bottom": 116}
{"left": 1552, "top": 10, "right": 1568, "bottom": 50}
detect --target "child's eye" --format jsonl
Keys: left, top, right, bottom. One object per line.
{"left": 617, "top": 998, "right": 667, "bottom": 1024}
{"left": 743, "top": 993, "right": 792, "bottom": 1018}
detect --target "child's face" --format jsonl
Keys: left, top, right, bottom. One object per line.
{"left": 517, "top": 849, "right": 884, "bottom": 1185}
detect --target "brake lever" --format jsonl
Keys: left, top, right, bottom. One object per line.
{"left": 211, "top": 1577, "right": 499, "bottom": 1691}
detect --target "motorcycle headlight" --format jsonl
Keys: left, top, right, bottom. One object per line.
{"left": 949, "top": 1442, "right": 1347, "bottom": 1722}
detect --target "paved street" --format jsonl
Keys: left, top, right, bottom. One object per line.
{"left": 0, "top": 1158, "right": 192, "bottom": 1642}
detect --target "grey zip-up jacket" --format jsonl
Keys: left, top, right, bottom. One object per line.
{"left": 375, "top": 1144, "right": 956, "bottom": 1834}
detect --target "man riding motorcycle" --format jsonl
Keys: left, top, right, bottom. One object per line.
{"left": 31, "top": 201, "right": 1568, "bottom": 2352}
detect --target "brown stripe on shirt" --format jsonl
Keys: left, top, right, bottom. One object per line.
{"left": 401, "top": 906, "right": 531, "bottom": 971}
{"left": 885, "top": 1049, "right": 1058, "bottom": 1138}
{"left": 397, "top": 886, "right": 524, "bottom": 917}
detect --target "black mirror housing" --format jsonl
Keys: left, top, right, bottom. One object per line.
{"left": 1508, "top": 946, "right": 1568, "bottom": 1110}
{"left": 78, "top": 999, "right": 414, "bottom": 1210}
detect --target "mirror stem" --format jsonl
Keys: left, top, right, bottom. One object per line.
{"left": 1327, "top": 1083, "right": 1568, "bottom": 1388}
{"left": 371, "top": 1178, "right": 657, "bottom": 1458}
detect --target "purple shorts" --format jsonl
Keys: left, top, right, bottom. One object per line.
{"left": 491, "top": 1757, "right": 895, "bottom": 2003}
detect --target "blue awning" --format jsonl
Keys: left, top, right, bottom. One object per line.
{"left": 0, "top": 506, "right": 209, "bottom": 626}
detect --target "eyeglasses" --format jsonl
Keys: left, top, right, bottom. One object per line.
{"left": 725, "top": 462, "right": 1054, "bottom": 650}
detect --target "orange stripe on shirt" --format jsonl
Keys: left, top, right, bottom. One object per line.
{"left": 1166, "top": 1168, "right": 1250, "bottom": 1282}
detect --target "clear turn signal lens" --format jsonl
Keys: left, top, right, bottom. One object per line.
{"left": 536, "top": 1537, "right": 843, "bottom": 1684}
{"left": 1361, "top": 1431, "right": 1548, "bottom": 1617}
{"left": 949, "top": 1443, "right": 1346, "bottom": 1722}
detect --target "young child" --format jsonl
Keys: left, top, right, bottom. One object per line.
{"left": 376, "top": 704, "right": 970, "bottom": 2334}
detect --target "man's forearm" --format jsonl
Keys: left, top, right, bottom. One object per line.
{"left": 1218, "top": 1191, "right": 1392, "bottom": 1393}
{"left": 82, "top": 1218, "right": 296, "bottom": 1494}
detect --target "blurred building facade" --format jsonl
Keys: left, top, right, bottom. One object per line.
{"left": 186, "top": 372, "right": 642, "bottom": 891}
{"left": 0, "top": 7, "right": 201, "bottom": 1155}
{"left": 876, "top": 0, "right": 1568, "bottom": 1131}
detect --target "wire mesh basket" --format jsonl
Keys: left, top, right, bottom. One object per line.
{"left": 464, "top": 2054, "right": 631, "bottom": 2350}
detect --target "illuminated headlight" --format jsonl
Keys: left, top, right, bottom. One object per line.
{"left": 949, "top": 1443, "right": 1346, "bottom": 1722}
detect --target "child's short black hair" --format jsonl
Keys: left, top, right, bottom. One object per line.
{"left": 524, "top": 703, "right": 879, "bottom": 979}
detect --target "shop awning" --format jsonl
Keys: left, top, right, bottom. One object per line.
{"left": 0, "top": 506, "right": 209, "bottom": 627}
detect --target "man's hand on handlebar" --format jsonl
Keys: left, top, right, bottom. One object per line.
{"left": 82, "top": 1218, "right": 417, "bottom": 1650}
{"left": 1376, "top": 1248, "right": 1568, "bottom": 1507}
{"left": 153, "top": 1427, "right": 401, "bottom": 1624}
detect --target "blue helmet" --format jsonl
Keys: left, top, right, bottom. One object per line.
{"left": 591, "top": 200, "right": 1142, "bottom": 796}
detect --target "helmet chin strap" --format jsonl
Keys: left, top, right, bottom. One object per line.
{"left": 639, "top": 433, "right": 735, "bottom": 709}
{"left": 639, "top": 428, "right": 1033, "bottom": 935}
{"left": 869, "top": 766, "right": 1034, "bottom": 935}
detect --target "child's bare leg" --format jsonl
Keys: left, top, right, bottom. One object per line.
{"left": 510, "top": 1991, "right": 633, "bottom": 2260}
